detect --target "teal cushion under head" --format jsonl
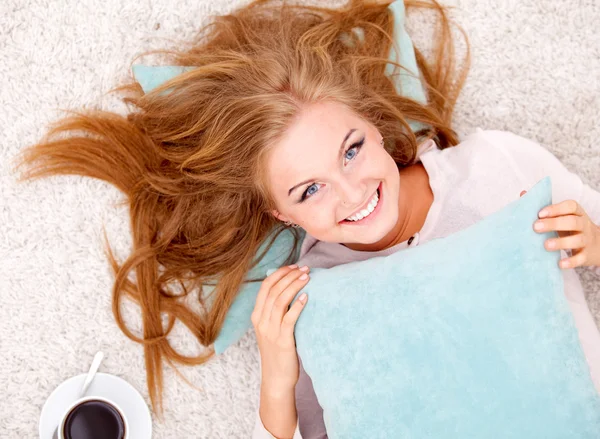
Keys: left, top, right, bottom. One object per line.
{"left": 131, "top": 65, "right": 195, "bottom": 94}
{"left": 132, "top": 1, "right": 424, "bottom": 98}
{"left": 384, "top": 0, "right": 427, "bottom": 110}
{"left": 131, "top": 1, "right": 425, "bottom": 133}
{"left": 292, "top": 176, "right": 600, "bottom": 439}
{"left": 130, "top": 0, "right": 428, "bottom": 354}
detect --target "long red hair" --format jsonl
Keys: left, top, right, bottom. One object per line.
{"left": 11, "top": 0, "right": 469, "bottom": 415}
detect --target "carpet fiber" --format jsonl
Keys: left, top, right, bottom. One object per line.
{"left": 1, "top": 0, "right": 599, "bottom": 437}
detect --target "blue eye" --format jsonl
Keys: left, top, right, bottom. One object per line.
{"left": 345, "top": 147, "right": 358, "bottom": 160}
{"left": 306, "top": 184, "right": 319, "bottom": 195}
{"left": 300, "top": 183, "right": 321, "bottom": 202}
{"left": 344, "top": 138, "right": 364, "bottom": 163}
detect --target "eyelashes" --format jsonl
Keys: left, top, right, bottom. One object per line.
{"left": 298, "top": 136, "right": 365, "bottom": 203}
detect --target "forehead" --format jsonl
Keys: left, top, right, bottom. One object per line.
{"left": 266, "top": 101, "right": 362, "bottom": 194}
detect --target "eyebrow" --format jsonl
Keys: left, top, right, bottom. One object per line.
{"left": 287, "top": 128, "right": 357, "bottom": 197}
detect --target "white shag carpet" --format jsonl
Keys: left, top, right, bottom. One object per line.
{"left": 1, "top": 0, "right": 599, "bottom": 437}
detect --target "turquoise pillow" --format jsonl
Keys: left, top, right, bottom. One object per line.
{"left": 131, "top": 65, "right": 197, "bottom": 94}
{"left": 290, "top": 176, "right": 600, "bottom": 438}
{"left": 130, "top": 0, "right": 428, "bottom": 353}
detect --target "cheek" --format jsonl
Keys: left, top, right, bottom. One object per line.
{"left": 369, "top": 148, "right": 397, "bottom": 177}
{"left": 311, "top": 203, "right": 337, "bottom": 226}
{"left": 296, "top": 198, "right": 338, "bottom": 232}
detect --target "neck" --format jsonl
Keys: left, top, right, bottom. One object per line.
{"left": 343, "top": 163, "right": 432, "bottom": 252}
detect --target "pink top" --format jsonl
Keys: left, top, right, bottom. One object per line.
{"left": 253, "top": 128, "right": 600, "bottom": 439}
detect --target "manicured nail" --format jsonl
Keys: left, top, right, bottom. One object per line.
{"left": 299, "top": 293, "right": 307, "bottom": 303}
{"left": 538, "top": 209, "right": 548, "bottom": 218}
{"left": 289, "top": 264, "right": 298, "bottom": 269}
{"left": 534, "top": 221, "right": 544, "bottom": 231}
{"left": 546, "top": 240, "right": 556, "bottom": 249}
{"left": 561, "top": 260, "right": 570, "bottom": 268}
{"left": 299, "top": 265, "right": 309, "bottom": 272}
{"left": 299, "top": 273, "right": 308, "bottom": 280}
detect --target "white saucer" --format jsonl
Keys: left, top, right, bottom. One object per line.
{"left": 39, "top": 372, "right": 152, "bottom": 439}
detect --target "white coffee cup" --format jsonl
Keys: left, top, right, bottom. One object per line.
{"left": 58, "top": 395, "right": 129, "bottom": 439}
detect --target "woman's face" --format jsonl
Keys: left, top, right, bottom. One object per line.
{"left": 266, "top": 100, "right": 402, "bottom": 245}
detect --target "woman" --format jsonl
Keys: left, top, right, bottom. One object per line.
{"left": 11, "top": 0, "right": 600, "bottom": 438}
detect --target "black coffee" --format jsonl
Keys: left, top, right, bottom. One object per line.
{"left": 63, "top": 399, "right": 125, "bottom": 439}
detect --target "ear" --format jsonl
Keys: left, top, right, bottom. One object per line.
{"left": 271, "top": 209, "right": 291, "bottom": 223}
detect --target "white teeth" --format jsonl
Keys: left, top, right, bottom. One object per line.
{"left": 345, "top": 189, "right": 380, "bottom": 222}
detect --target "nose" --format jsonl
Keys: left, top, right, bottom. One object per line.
{"left": 336, "top": 179, "right": 366, "bottom": 208}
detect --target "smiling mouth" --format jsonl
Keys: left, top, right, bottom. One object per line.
{"left": 340, "top": 182, "right": 382, "bottom": 224}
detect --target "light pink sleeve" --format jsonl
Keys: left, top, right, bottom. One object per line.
{"left": 482, "top": 129, "right": 600, "bottom": 277}
{"left": 294, "top": 356, "right": 328, "bottom": 438}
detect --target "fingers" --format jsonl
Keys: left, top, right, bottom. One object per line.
{"left": 251, "top": 265, "right": 310, "bottom": 350}
{"left": 281, "top": 293, "right": 308, "bottom": 340}
{"left": 537, "top": 199, "right": 584, "bottom": 219}
{"left": 252, "top": 265, "right": 310, "bottom": 327}
{"left": 268, "top": 271, "right": 310, "bottom": 325}
{"left": 544, "top": 234, "right": 586, "bottom": 252}
{"left": 534, "top": 215, "right": 584, "bottom": 233}
{"left": 520, "top": 193, "right": 596, "bottom": 270}
{"left": 252, "top": 265, "right": 297, "bottom": 325}
{"left": 558, "top": 252, "right": 588, "bottom": 269}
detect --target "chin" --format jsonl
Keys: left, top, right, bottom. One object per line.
{"left": 345, "top": 211, "right": 397, "bottom": 245}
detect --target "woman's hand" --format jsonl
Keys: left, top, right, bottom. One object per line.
{"left": 520, "top": 190, "right": 600, "bottom": 269}
{"left": 251, "top": 264, "right": 310, "bottom": 395}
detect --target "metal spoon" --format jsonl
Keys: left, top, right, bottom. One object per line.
{"left": 52, "top": 351, "right": 104, "bottom": 439}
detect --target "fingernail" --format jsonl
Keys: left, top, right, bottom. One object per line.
{"left": 289, "top": 264, "right": 298, "bottom": 269}
{"left": 299, "top": 265, "right": 309, "bottom": 272}
{"left": 561, "top": 260, "right": 570, "bottom": 268}
{"left": 299, "top": 273, "right": 308, "bottom": 280}
{"left": 538, "top": 209, "right": 548, "bottom": 218}
{"left": 299, "top": 293, "right": 307, "bottom": 303}
{"left": 534, "top": 221, "right": 544, "bottom": 231}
